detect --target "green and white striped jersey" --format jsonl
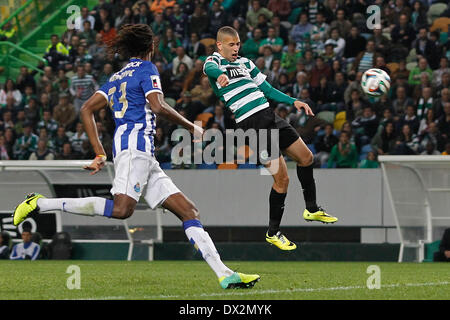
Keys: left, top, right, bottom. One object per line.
{"left": 203, "top": 52, "right": 270, "bottom": 123}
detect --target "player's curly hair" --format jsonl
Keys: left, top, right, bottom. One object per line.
{"left": 107, "top": 24, "right": 154, "bottom": 59}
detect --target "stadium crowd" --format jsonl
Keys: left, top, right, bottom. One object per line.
{"left": 1, "top": 0, "right": 450, "bottom": 168}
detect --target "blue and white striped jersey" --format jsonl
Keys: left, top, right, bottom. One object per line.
{"left": 10, "top": 242, "right": 40, "bottom": 260}
{"left": 97, "top": 58, "right": 163, "bottom": 158}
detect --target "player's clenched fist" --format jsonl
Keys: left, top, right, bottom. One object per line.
{"left": 217, "top": 74, "right": 229, "bottom": 87}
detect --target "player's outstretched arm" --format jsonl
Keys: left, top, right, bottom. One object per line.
{"left": 146, "top": 92, "right": 203, "bottom": 140}
{"left": 80, "top": 92, "right": 108, "bottom": 174}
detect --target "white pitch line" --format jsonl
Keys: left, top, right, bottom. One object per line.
{"left": 78, "top": 281, "right": 450, "bottom": 300}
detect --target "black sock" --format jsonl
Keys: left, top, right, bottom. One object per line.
{"left": 296, "top": 164, "right": 318, "bottom": 212}
{"left": 268, "top": 188, "right": 287, "bottom": 236}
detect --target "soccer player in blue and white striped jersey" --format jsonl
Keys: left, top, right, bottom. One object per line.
{"left": 13, "top": 24, "right": 259, "bottom": 289}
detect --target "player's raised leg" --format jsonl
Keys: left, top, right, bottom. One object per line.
{"left": 264, "top": 156, "right": 297, "bottom": 250}
{"left": 12, "top": 192, "right": 139, "bottom": 226}
{"left": 284, "top": 138, "right": 338, "bottom": 224}
{"left": 161, "top": 192, "right": 260, "bottom": 289}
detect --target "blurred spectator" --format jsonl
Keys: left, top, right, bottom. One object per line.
{"left": 344, "top": 26, "right": 367, "bottom": 64}
{"left": 325, "top": 27, "right": 345, "bottom": 59}
{"left": 115, "top": 6, "right": 133, "bottom": 28}
{"left": 133, "top": 1, "right": 153, "bottom": 25}
{"left": 0, "top": 79, "right": 23, "bottom": 108}
{"left": 432, "top": 58, "right": 450, "bottom": 87}
{"left": 172, "top": 46, "right": 193, "bottom": 76}
{"left": 29, "top": 138, "right": 55, "bottom": 160}
{"left": 0, "top": 232, "right": 10, "bottom": 259}
{"left": 169, "top": 3, "right": 189, "bottom": 41}
{"left": 420, "top": 141, "right": 441, "bottom": 155}
{"left": 209, "top": 0, "right": 230, "bottom": 37}
{"left": 290, "top": 12, "right": 314, "bottom": 44}
{"left": 437, "top": 102, "right": 450, "bottom": 141}
{"left": 154, "top": 127, "right": 171, "bottom": 163}
{"left": 371, "top": 120, "right": 397, "bottom": 156}
{"left": 327, "top": 130, "right": 358, "bottom": 168}
{"left": 16, "top": 66, "right": 36, "bottom": 93}
{"left": 408, "top": 58, "right": 432, "bottom": 86}
{"left": 44, "top": 34, "right": 69, "bottom": 71}
{"left": 242, "top": 28, "right": 264, "bottom": 61}
{"left": 70, "top": 122, "right": 89, "bottom": 156}
{"left": 74, "top": 6, "right": 96, "bottom": 31}
{"left": 56, "top": 141, "right": 77, "bottom": 160}
{"left": 37, "top": 110, "right": 59, "bottom": 138}
{"left": 433, "top": 228, "right": 450, "bottom": 262}
{"left": 97, "top": 63, "right": 114, "bottom": 87}
{"left": 99, "top": 21, "right": 117, "bottom": 46}
{"left": 393, "top": 124, "right": 419, "bottom": 155}
{"left": 314, "top": 123, "right": 338, "bottom": 167}
{"left": 359, "top": 150, "right": 380, "bottom": 168}
{"left": 329, "top": 8, "right": 351, "bottom": 40}
{"left": 79, "top": 20, "right": 96, "bottom": 47}
{"left": 392, "top": 85, "right": 414, "bottom": 118}
{"left": 345, "top": 89, "right": 367, "bottom": 122}
{"left": 13, "top": 122, "right": 38, "bottom": 160}
{"left": 267, "top": 0, "right": 291, "bottom": 21}
{"left": 189, "top": 5, "right": 209, "bottom": 38}
{"left": 23, "top": 96, "right": 40, "bottom": 125}
{"left": 191, "top": 76, "right": 214, "bottom": 108}
{"left": 151, "top": 0, "right": 175, "bottom": 15}
{"left": 70, "top": 64, "right": 98, "bottom": 113}
{"left": 246, "top": 0, "right": 273, "bottom": 32}
{"left": 53, "top": 93, "right": 77, "bottom": 131}
{"left": 368, "top": 25, "right": 390, "bottom": 58}
{"left": 0, "top": 135, "right": 10, "bottom": 160}
{"left": 310, "top": 56, "right": 332, "bottom": 89}
{"left": 0, "top": 22, "right": 16, "bottom": 41}
{"left": 10, "top": 229, "right": 40, "bottom": 260}
{"left": 88, "top": 33, "right": 107, "bottom": 71}
{"left": 159, "top": 28, "right": 182, "bottom": 64}
{"left": 353, "top": 40, "right": 376, "bottom": 74}
{"left": 52, "top": 126, "right": 70, "bottom": 157}
{"left": 397, "top": 105, "right": 420, "bottom": 134}
{"left": 352, "top": 106, "right": 379, "bottom": 149}
{"left": 413, "top": 27, "right": 440, "bottom": 70}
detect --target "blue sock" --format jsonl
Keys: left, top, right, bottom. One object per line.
{"left": 104, "top": 199, "right": 114, "bottom": 218}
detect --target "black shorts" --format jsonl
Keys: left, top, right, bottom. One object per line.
{"left": 235, "top": 107, "right": 300, "bottom": 164}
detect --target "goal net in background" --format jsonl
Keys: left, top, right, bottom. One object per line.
{"left": 379, "top": 156, "right": 450, "bottom": 262}
{"left": 0, "top": 161, "right": 163, "bottom": 260}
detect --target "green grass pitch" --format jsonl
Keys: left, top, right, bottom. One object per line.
{"left": 0, "top": 261, "right": 448, "bottom": 300}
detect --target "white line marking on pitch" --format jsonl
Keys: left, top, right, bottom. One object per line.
{"left": 83, "top": 281, "right": 450, "bottom": 300}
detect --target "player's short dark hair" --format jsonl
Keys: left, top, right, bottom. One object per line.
{"left": 108, "top": 24, "right": 154, "bottom": 59}
{"left": 217, "top": 26, "right": 239, "bottom": 41}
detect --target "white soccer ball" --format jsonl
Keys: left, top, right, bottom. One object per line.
{"left": 361, "top": 68, "right": 391, "bottom": 97}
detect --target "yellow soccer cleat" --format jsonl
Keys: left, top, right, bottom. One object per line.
{"left": 265, "top": 231, "right": 297, "bottom": 250}
{"left": 303, "top": 207, "right": 338, "bottom": 224}
{"left": 219, "top": 272, "right": 260, "bottom": 289}
{"left": 12, "top": 193, "right": 45, "bottom": 226}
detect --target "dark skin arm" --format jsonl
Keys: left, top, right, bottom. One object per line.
{"left": 80, "top": 92, "right": 108, "bottom": 175}
{"left": 146, "top": 91, "right": 203, "bottom": 140}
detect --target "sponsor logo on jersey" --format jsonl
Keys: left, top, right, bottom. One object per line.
{"left": 226, "top": 66, "right": 246, "bottom": 80}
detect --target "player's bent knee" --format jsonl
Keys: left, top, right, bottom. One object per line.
{"left": 298, "top": 151, "right": 314, "bottom": 167}
{"left": 113, "top": 205, "right": 134, "bottom": 219}
{"left": 276, "top": 175, "right": 290, "bottom": 190}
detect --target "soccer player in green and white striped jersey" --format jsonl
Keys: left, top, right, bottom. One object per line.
{"left": 204, "top": 26, "right": 338, "bottom": 251}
